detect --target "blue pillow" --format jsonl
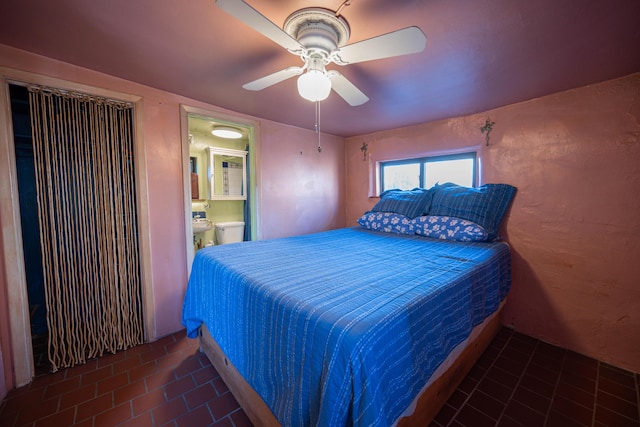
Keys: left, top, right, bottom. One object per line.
{"left": 371, "top": 188, "right": 434, "bottom": 219}
{"left": 357, "top": 212, "right": 415, "bottom": 234}
{"left": 429, "top": 183, "right": 516, "bottom": 240}
{"left": 413, "top": 215, "right": 489, "bottom": 242}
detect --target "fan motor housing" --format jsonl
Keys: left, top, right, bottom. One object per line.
{"left": 284, "top": 7, "right": 350, "bottom": 56}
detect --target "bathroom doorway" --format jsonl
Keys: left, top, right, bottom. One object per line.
{"left": 179, "top": 105, "right": 259, "bottom": 274}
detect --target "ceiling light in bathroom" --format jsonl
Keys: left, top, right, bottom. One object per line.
{"left": 212, "top": 126, "right": 243, "bottom": 139}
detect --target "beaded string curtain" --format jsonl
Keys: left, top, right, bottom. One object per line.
{"left": 28, "top": 86, "right": 144, "bottom": 371}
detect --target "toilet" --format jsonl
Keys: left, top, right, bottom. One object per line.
{"left": 215, "top": 221, "right": 245, "bottom": 244}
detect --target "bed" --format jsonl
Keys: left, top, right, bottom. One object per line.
{"left": 182, "top": 183, "right": 516, "bottom": 426}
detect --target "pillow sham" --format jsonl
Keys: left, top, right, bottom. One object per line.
{"left": 357, "top": 212, "right": 415, "bottom": 234}
{"left": 413, "top": 215, "right": 489, "bottom": 242}
{"left": 429, "top": 183, "right": 516, "bottom": 240}
{"left": 371, "top": 187, "right": 434, "bottom": 219}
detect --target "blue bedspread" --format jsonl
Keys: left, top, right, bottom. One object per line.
{"left": 182, "top": 227, "right": 511, "bottom": 427}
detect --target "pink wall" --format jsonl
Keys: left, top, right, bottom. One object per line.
{"left": 0, "top": 237, "right": 9, "bottom": 401}
{"left": 345, "top": 73, "right": 640, "bottom": 373}
{"left": 259, "top": 121, "right": 344, "bottom": 240}
{"left": 0, "top": 44, "right": 345, "bottom": 390}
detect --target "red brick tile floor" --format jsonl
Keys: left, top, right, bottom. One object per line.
{"left": 0, "top": 332, "right": 251, "bottom": 427}
{"left": 431, "top": 328, "right": 640, "bottom": 427}
{"left": 1, "top": 327, "right": 638, "bottom": 426}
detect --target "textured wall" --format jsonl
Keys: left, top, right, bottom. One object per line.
{"left": 259, "top": 120, "right": 344, "bottom": 240}
{"left": 345, "top": 73, "right": 640, "bottom": 372}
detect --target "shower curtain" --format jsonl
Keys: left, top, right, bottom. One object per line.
{"left": 243, "top": 143, "right": 251, "bottom": 241}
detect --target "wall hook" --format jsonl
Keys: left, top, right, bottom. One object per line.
{"left": 360, "top": 141, "right": 368, "bottom": 161}
{"left": 480, "top": 118, "right": 496, "bottom": 146}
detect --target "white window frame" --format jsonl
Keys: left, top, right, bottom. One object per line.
{"left": 380, "top": 152, "right": 477, "bottom": 192}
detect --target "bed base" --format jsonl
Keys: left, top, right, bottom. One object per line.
{"left": 198, "top": 306, "right": 503, "bottom": 426}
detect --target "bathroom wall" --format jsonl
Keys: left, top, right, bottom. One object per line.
{"left": 345, "top": 73, "right": 640, "bottom": 373}
{"left": 0, "top": 43, "right": 346, "bottom": 390}
{"left": 192, "top": 198, "right": 244, "bottom": 248}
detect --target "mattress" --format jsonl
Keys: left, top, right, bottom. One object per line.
{"left": 182, "top": 227, "right": 511, "bottom": 426}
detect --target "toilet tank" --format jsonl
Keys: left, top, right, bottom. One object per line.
{"left": 215, "top": 221, "right": 245, "bottom": 244}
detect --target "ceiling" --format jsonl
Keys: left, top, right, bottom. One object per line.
{"left": 1, "top": 0, "right": 639, "bottom": 137}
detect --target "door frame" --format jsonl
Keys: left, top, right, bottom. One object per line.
{"left": 0, "top": 68, "right": 155, "bottom": 387}
{"left": 179, "top": 104, "right": 261, "bottom": 275}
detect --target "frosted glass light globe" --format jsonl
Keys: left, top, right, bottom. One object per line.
{"left": 297, "top": 70, "right": 331, "bottom": 102}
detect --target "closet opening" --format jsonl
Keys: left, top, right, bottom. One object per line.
{"left": 9, "top": 82, "right": 146, "bottom": 374}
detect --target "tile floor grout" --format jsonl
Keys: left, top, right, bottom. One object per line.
{"left": 430, "top": 328, "right": 640, "bottom": 427}
{"left": 543, "top": 344, "right": 563, "bottom": 426}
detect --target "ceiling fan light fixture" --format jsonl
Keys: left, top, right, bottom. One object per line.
{"left": 212, "top": 126, "right": 243, "bottom": 139}
{"left": 297, "top": 69, "right": 331, "bottom": 102}
{"left": 217, "top": 1, "right": 426, "bottom": 107}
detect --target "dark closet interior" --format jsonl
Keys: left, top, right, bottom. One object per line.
{"left": 9, "top": 84, "right": 50, "bottom": 374}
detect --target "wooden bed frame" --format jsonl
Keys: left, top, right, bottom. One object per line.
{"left": 199, "top": 304, "right": 504, "bottom": 426}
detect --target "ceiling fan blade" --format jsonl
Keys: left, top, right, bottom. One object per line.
{"left": 327, "top": 71, "right": 369, "bottom": 106}
{"left": 243, "top": 66, "right": 303, "bottom": 91}
{"left": 334, "top": 26, "right": 426, "bottom": 65}
{"left": 216, "top": 0, "right": 303, "bottom": 52}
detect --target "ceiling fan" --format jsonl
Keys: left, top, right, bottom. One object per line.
{"left": 216, "top": 0, "right": 427, "bottom": 106}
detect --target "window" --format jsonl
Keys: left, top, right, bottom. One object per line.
{"left": 380, "top": 152, "right": 476, "bottom": 192}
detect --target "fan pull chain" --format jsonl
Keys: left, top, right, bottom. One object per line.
{"left": 315, "top": 100, "right": 322, "bottom": 153}
{"left": 335, "top": 0, "right": 351, "bottom": 17}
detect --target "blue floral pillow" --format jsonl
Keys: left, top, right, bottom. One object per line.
{"left": 358, "top": 212, "right": 415, "bottom": 234}
{"left": 413, "top": 215, "right": 488, "bottom": 241}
